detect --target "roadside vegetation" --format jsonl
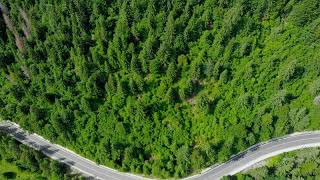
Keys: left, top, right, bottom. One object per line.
{"left": 0, "top": 133, "right": 82, "bottom": 179}
{"left": 226, "top": 148, "right": 320, "bottom": 179}
{"left": 0, "top": 0, "right": 319, "bottom": 178}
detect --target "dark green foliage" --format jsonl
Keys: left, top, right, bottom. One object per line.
{"left": 2, "top": 172, "right": 17, "bottom": 179}
{"left": 0, "top": 0, "right": 319, "bottom": 178}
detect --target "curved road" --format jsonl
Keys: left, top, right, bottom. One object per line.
{"left": 1, "top": 121, "right": 320, "bottom": 180}
{"left": 186, "top": 132, "right": 320, "bottom": 180}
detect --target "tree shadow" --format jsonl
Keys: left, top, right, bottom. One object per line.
{"left": 231, "top": 144, "right": 262, "bottom": 162}
{"left": 2, "top": 172, "right": 17, "bottom": 179}
{"left": 39, "top": 145, "right": 59, "bottom": 154}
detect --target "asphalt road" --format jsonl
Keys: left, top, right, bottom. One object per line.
{"left": 1, "top": 120, "right": 320, "bottom": 180}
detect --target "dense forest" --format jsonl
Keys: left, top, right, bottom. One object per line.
{"left": 0, "top": 133, "right": 82, "bottom": 179}
{"left": 226, "top": 148, "right": 320, "bottom": 179}
{"left": 0, "top": 0, "right": 319, "bottom": 178}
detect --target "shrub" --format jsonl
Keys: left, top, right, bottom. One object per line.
{"left": 310, "top": 79, "right": 320, "bottom": 97}
{"left": 278, "top": 60, "right": 303, "bottom": 84}
{"left": 271, "top": 90, "right": 289, "bottom": 107}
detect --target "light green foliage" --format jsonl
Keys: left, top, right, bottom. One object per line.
{"left": 288, "top": 108, "right": 310, "bottom": 131}
{"left": 0, "top": 0, "right": 319, "bottom": 178}
{"left": 310, "top": 79, "right": 320, "bottom": 97}
{"left": 314, "top": 96, "right": 320, "bottom": 105}
{"left": 278, "top": 60, "right": 300, "bottom": 84}
{"left": 166, "top": 62, "right": 177, "bottom": 84}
